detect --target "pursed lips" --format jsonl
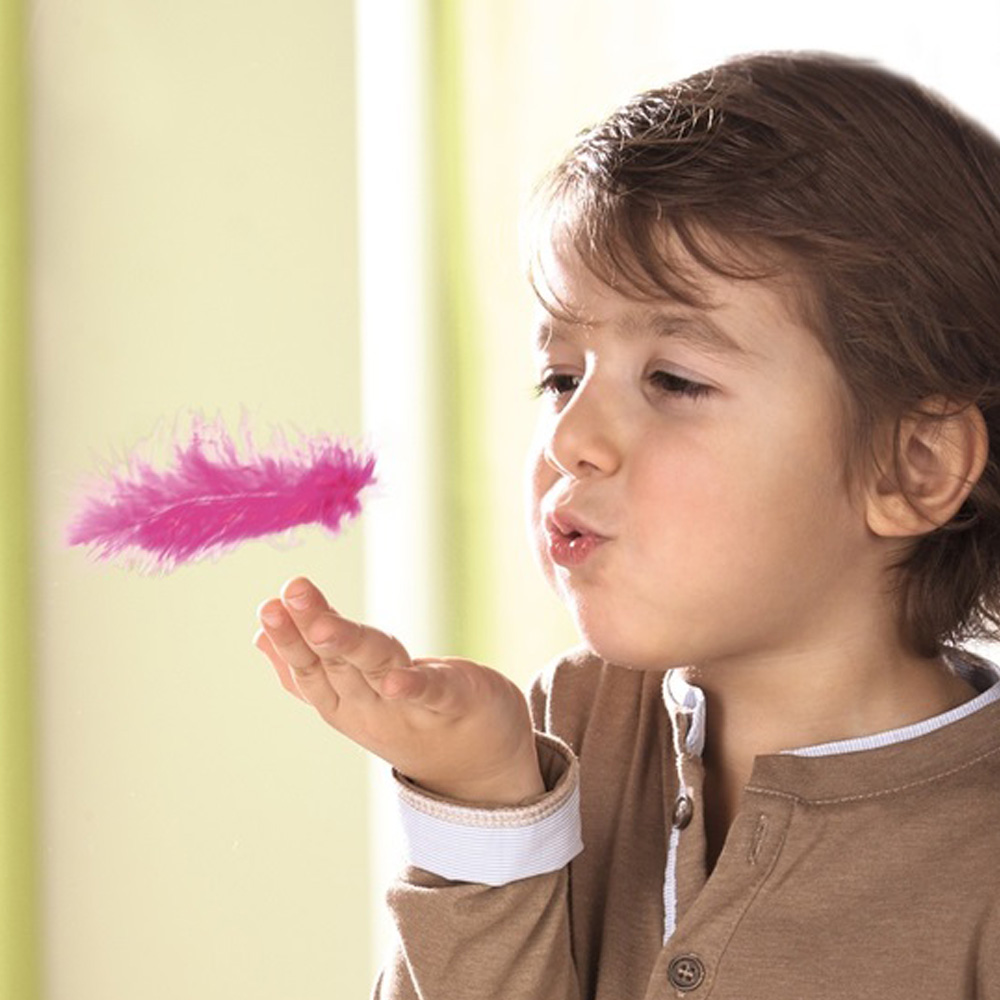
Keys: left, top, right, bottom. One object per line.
{"left": 543, "top": 507, "right": 610, "bottom": 567}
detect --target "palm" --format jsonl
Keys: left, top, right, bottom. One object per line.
{"left": 255, "top": 577, "right": 543, "bottom": 805}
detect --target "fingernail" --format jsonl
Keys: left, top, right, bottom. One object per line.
{"left": 285, "top": 592, "right": 309, "bottom": 610}
{"left": 261, "top": 609, "right": 284, "bottom": 626}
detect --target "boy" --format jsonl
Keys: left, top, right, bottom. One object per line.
{"left": 255, "top": 52, "right": 1000, "bottom": 998}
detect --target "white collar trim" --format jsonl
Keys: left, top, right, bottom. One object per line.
{"left": 786, "top": 652, "right": 1000, "bottom": 758}
{"left": 662, "top": 650, "right": 1000, "bottom": 760}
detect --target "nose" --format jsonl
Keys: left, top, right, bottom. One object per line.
{"left": 543, "top": 380, "right": 622, "bottom": 478}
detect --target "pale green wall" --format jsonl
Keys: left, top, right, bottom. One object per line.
{"left": 30, "top": 3, "right": 370, "bottom": 998}
{"left": 1, "top": 0, "right": 41, "bottom": 997}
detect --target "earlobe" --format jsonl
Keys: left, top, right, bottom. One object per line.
{"left": 865, "top": 399, "right": 988, "bottom": 539}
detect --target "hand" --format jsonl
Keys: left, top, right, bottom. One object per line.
{"left": 254, "top": 577, "right": 545, "bottom": 806}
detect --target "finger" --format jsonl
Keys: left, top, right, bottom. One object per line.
{"left": 278, "top": 576, "right": 371, "bottom": 689}
{"left": 258, "top": 599, "right": 323, "bottom": 673}
{"left": 253, "top": 628, "right": 307, "bottom": 702}
{"left": 281, "top": 576, "right": 407, "bottom": 677}
{"left": 312, "top": 615, "right": 413, "bottom": 693}
{"left": 258, "top": 599, "right": 342, "bottom": 714}
{"left": 280, "top": 576, "right": 332, "bottom": 625}
{"left": 279, "top": 578, "right": 412, "bottom": 690}
{"left": 265, "top": 598, "right": 397, "bottom": 729}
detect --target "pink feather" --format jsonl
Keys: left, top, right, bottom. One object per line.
{"left": 66, "top": 417, "right": 376, "bottom": 571}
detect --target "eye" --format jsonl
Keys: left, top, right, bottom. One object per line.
{"left": 648, "top": 370, "right": 713, "bottom": 400}
{"left": 533, "top": 372, "right": 581, "bottom": 399}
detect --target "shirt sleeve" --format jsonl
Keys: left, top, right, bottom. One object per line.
{"left": 373, "top": 663, "right": 584, "bottom": 1000}
{"left": 373, "top": 864, "right": 580, "bottom": 1000}
{"left": 393, "top": 732, "right": 582, "bottom": 885}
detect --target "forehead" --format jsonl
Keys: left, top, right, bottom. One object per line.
{"left": 528, "top": 209, "right": 828, "bottom": 358}
{"left": 534, "top": 305, "right": 754, "bottom": 362}
{"left": 531, "top": 247, "right": 811, "bottom": 365}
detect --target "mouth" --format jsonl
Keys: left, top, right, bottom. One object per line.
{"left": 544, "top": 510, "right": 607, "bottom": 568}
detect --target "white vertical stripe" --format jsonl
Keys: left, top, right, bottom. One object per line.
{"left": 662, "top": 826, "right": 681, "bottom": 944}
{"left": 355, "top": 0, "right": 435, "bottom": 973}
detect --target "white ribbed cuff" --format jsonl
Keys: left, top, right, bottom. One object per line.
{"left": 394, "top": 734, "right": 582, "bottom": 886}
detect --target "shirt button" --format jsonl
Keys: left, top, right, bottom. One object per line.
{"left": 672, "top": 794, "right": 694, "bottom": 830}
{"left": 667, "top": 954, "right": 706, "bottom": 992}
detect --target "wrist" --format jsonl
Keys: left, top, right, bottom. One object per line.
{"left": 395, "top": 735, "right": 582, "bottom": 886}
{"left": 408, "top": 754, "right": 546, "bottom": 807}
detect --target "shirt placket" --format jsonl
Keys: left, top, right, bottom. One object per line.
{"left": 658, "top": 672, "right": 793, "bottom": 998}
{"left": 663, "top": 691, "right": 709, "bottom": 943}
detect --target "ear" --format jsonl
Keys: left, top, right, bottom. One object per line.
{"left": 866, "top": 398, "right": 988, "bottom": 539}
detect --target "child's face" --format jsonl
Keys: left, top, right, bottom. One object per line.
{"left": 527, "top": 245, "right": 882, "bottom": 672}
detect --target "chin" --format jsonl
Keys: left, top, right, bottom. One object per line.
{"left": 574, "top": 624, "right": 681, "bottom": 673}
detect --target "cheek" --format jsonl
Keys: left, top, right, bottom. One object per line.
{"left": 523, "top": 442, "right": 555, "bottom": 570}
{"left": 628, "top": 436, "right": 727, "bottom": 524}
{"left": 629, "top": 424, "right": 848, "bottom": 550}
{"left": 725, "top": 435, "right": 860, "bottom": 565}
{"left": 524, "top": 439, "right": 546, "bottom": 521}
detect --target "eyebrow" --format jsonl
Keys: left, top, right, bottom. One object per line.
{"left": 534, "top": 309, "right": 753, "bottom": 359}
{"left": 636, "top": 311, "right": 751, "bottom": 357}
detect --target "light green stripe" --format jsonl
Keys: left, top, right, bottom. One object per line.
{"left": 427, "top": 0, "right": 494, "bottom": 660}
{"left": 0, "top": 0, "right": 41, "bottom": 997}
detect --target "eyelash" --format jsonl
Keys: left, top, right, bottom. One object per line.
{"left": 533, "top": 371, "right": 712, "bottom": 401}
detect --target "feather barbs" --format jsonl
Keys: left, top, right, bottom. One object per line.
{"left": 66, "top": 416, "right": 376, "bottom": 572}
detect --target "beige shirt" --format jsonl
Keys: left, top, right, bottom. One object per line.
{"left": 376, "top": 649, "right": 1000, "bottom": 999}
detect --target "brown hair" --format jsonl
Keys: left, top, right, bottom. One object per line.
{"left": 530, "top": 51, "right": 1000, "bottom": 656}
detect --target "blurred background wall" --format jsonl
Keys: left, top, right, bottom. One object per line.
{"left": 26, "top": 2, "right": 370, "bottom": 999}
{"left": 2, "top": 1, "right": 998, "bottom": 998}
